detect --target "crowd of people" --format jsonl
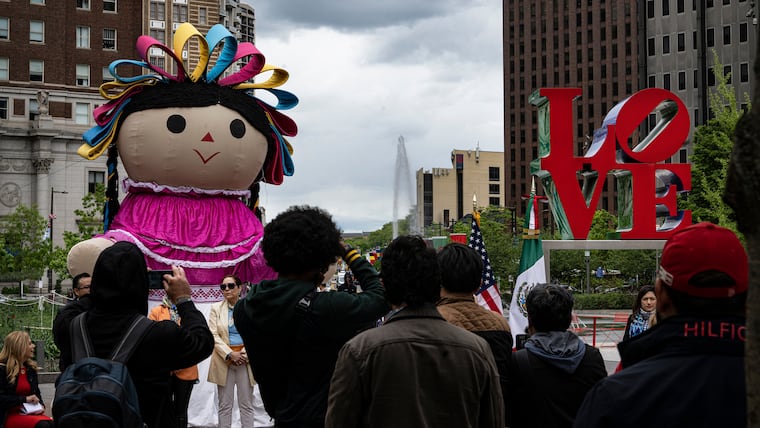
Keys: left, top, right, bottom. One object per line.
{"left": 0, "top": 206, "right": 749, "bottom": 428}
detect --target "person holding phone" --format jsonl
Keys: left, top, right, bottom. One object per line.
{"left": 208, "top": 275, "right": 255, "bottom": 428}
{"left": 0, "top": 331, "right": 53, "bottom": 428}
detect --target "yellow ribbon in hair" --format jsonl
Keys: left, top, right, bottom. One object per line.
{"left": 234, "top": 64, "right": 290, "bottom": 90}
{"left": 77, "top": 111, "right": 124, "bottom": 160}
{"left": 173, "top": 23, "right": 209, "bottom": 83}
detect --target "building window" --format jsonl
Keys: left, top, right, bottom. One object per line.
{"left": 489, "top": 197, "right": 500, "bottom": 207}
{"left": 708, "top": 67, "right": 716, "bottom": 86}
{"left": 489, "top": 184, "right": 500, "bottom": 194}
{"left": 740, "top": 22, "right": 748, "bottom": 42}
{"left": 707, "top": 28, "right": 715, "bottom": 47}
{"left": 663, "top": 73, "right": 671, "bottom": 90}
{"left": 662, "top": 0, "right": 670, "bottom": 15}
{"left": 723, "top": 25, "right": 731, "bottom": 45}
{"left": 29, "top": 59, "right": 43, "bottom": 82}
{"left": 723, "top": 0, "right": 730, "bottom": 3}
{"left": 679, "top": 148, "right": 687, "bottom": 163}
{"left": 199, "top": 7, "right": 207, "bottom": 24}
{"left": 150, "top": 1, "right": 165, "bottom": 20}
{"left": 647, "top": 0, "right": 654, "bottom": 17}
{"left": 172, "top": 4, "right": 187, "bottom": 22}
{"left": 694, "top": 108, "right": 699, "bottom": 125}
{"left": 741, "top": 63, "right": 749, "bottom": 82}
{"left": 647, "top": 37, "right": 655, "bottom": 55}
{"left": 693, "top": 30, "right": 697, "bottom": 49}
{"left": 677, "top": 33, "right": 685, "bottom": 51}
{"left": 102, "top": 66, "right": 114, "bottom": 82}
{"left": 648, "top": 75, "right": 656, "bottom": 87}
{"left": 0, "top": 57, "right": 7, "bottom": 81}
{"left": 150, "top": 56, "right": 164, "bottom": 70}
{"left": 677, "top": 0, "right": 685, "bottom": 12}
{"left": 29, "top": 99, "right": 38, "bottom": 120}
{"left": 103, "top": 0, "right": 116, "bottom": 12}
{"left": 149, "top": 29, "right": 165, "bottom": 44}
{"left": 694, "top": 69, "right": 698, "bottom": 88}
{"left": 76, "top": 26, "right": 90, "bottom": 48}
{"left": 0, "top": 17, "right": 8, "bottom": 40}
{"left": 77, "top": 0, "right": 90, "bottom": 9}
{"left": 678, "top": 71, "right": 686, "bottom": 90}
{"left": 707, "top": 0, "right": 714, "bottom": 6}
{"left": 76, "top": 64, "right": 89, "bottom": 86}
{"left": 30, "top": 0, "right": 44, "bottom": 4}
{"left": 75, "top": 102, "right": 89, "bottom": 125}
{"left": 0, "top": 97, "right": 6, "bottom": 119}
{"left": 30, "top": 20, "right": 44, "bottom": 43}
{"left": 662, "top": 35, "right": 670, "bottom": 54}
{"left": 103, "top": 28, "right": 116, "bottom": 49}
{"left": 88, "top": 170, "right": 105, "bottom": 193}
{"left": 724, "top": 65, "right": 732, "bottom": 84}
{"left": 488, "top": 167, "right": 500, "bottom": 181}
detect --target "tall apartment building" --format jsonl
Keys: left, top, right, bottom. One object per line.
{"left": 643, "top": 0, "right": 756, "bottom": 132}
{"left": 0, "top": 1, "right": 256, "bottom": 253}
{"left": 503, "top": 0, "right": 639, "bottom": 219}
{"left": 416, "top": 148, "right": 505, "bottom": 230}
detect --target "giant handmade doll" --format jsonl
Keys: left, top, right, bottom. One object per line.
{"left": 68, "top": 23, "right": 297, "bottom": 302}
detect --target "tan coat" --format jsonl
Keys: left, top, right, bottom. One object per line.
{"left": 206, "top": 299, "right": 254, "bottom": 386}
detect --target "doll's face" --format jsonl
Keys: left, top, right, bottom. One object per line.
{"left": 117, "top": 104, "right": 268, "bottom": 190}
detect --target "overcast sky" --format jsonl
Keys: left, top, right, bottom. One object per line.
{"left": 250, "top": 0, "right": 504, "bottom": 232}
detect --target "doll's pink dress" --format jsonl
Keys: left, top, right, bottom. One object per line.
{"left": 100, "top": 179, "right": 276, "bottom": 302}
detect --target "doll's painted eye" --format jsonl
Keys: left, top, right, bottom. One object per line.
{"left": 229, "top": 119, "right": 246, "bottom": 139}
{"left": 167, "top": 115, "right": 186, "bottom": 134}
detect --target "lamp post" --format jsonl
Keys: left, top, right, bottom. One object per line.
{"left": 584, "top": 250, "right": 591, "bottom": 294}
{"left": 48, "top": 187, "right": 68, "bottom": 292}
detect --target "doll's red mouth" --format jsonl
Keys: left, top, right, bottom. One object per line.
{"left": 194, "top": 149, "right": 221, "bottom": 164}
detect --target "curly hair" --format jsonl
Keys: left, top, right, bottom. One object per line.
{"left": 262, "top": 206, "right": 343, "bottom": 277}
{"left": 437, "top": 243, "right": 483, "bottom": 294}
{"left": 380, "top": 235, "right": 441, "bottom": 308}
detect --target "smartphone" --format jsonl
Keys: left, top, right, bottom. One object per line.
{"left": 515, "top": 334, "right": 530, "bottom": 350}
{"left": 147, "top": 270, "right": 173, "bottom": 290}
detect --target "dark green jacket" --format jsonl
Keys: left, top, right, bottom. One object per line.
{"left": 234, "top": 252, "right": 388, "bottom": 428}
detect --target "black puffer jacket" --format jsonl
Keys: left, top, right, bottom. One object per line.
{"left": 52, "top": 242, "right": 214, "bottom": 427}
{"left": 575, "top": 314, "right": 745, "bottom": 427}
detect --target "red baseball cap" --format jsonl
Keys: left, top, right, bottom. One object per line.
{"left": 658, "top": 222, "right": 748, "bottom": 298}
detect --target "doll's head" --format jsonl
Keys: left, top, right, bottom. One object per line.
{"left": 112, "top": 82, "right": 276, "bottom": 190}
{"left": 78, "top": 23, "right": 298, "bottom": 230}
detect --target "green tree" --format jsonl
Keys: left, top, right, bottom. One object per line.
{"left": 50, "top": 184, "right": 107, "bottom": 280}
{"left": 686, "top": 50, "right": 750, "bottom": 233}
{"left": 0, "top": 204, "right": 50, "bottom": 281}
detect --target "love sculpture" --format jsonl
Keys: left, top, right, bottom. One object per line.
{"left": 530, "top": 88, "right": 692, "bottom": 240}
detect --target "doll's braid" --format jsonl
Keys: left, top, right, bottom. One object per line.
{"left": 104, "top": 145, "right": 120, "bottom": 231}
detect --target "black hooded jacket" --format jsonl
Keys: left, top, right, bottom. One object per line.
{"left": 53, "top": 242, "right": 214, "bottom": 427}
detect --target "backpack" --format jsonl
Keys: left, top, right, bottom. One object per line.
{"left": 53, "top": 313, "right": 153, "bottom": 428}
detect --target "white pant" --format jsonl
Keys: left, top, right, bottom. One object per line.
{"left": 216, "top": 364, "right": 254, "bottom": 428}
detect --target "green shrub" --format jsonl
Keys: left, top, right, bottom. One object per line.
{"left": 573, "top": 292, "right": 635, "bottom": 310}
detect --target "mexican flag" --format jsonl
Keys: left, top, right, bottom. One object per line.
{"left": 508, "top": 186, "right": 546, "bottom": 347}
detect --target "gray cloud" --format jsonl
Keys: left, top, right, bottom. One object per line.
{"left": 251, "top": 0, "right": 460, "bottom": 32}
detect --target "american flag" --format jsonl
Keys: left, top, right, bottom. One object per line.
{"left": 469, "top": 212, "right": 503, "bottom": 314}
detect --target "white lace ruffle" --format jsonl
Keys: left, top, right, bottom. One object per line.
{"left": 122, "top": 178, "right": 252, "bottom": 198}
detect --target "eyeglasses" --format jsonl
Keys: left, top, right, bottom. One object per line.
{"left": 219, "top": 283, "right": 238, "bottom": 291}
{"left": 76, "top": 286, "right": 90, "bottom": 291}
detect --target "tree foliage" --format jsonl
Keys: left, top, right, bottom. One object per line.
{"left": 686, "top": 50, "right": 751, "bottom": 234}
{"left": 50, "top": 184, "right": 107, "bottom": 280}
{"left": 0, "top": 204, "right": 50, "bottom": 281}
